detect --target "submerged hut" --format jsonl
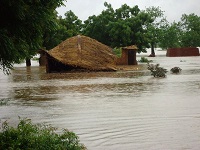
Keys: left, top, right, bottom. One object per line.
{"left": 44, "top": 35, "right": 117, "bottom": 73}
{"left": 117, "top": 45, "right": 138, "bottom": 65}
{"left": 166, "top": 47, "right": 199, "bottom": 57}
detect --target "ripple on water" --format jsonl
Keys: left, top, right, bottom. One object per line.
{"left": 1, "top": 57, "right": 200, "bottom": 150}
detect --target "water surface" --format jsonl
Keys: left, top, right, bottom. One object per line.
{"left": 1, "top": 55, "right": 200, "bottom": 150}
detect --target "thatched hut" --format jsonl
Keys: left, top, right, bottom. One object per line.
{"left": 44, "top": 35, "right": 117, "bottom": 73}
{"left": 166, "top": 47, "right": 199, "bottom": 57}
{"left": 117, "top": 45, "right": 138, "bottom": 65}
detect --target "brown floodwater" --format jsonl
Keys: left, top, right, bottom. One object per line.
{"left": 1, "top": 54, "right": 200, "bottom": 150}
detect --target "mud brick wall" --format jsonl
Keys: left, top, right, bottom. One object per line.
{"left": 39, "top": 55, "right": 47, "bottom": 66}
{"left": 166, "top": 47, "right": 199, "bottom": 57}
{"left": 117, "top": 50, "right": 128, "bottom": 65}
{"left": 116, "top": 50, "right": 137, "bottom": 65}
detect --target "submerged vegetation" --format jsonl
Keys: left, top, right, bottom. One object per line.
{"left": 147, "top": 63, "right": 168, "bottom": 78}
{"left": 138, "top": 57, "right": 153, "bottom": 63}
{"left": 170, "top": 67, "right": 182, "bottom": 74}
{"left": 0, "top": 118, "right": 85, "bottom": 150}
{"left": 0, "top": 98, "right": 9, "bottom": 106}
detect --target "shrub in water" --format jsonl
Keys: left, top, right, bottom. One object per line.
{"left": 0, "top": 98, "right": 8, "bottom": 106}
{"left": 170, "top": 67, "right": 182, "bottom": 74}
{"left": 138, "top": 57, "right": 153, "bottom": 63}
{"left": 0, "top": 118, "right": 86, "bottom": 150}
{"left": 147, "top": 63, "right": 168, "bottom": 78}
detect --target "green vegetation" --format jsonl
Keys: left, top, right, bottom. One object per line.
{"left": 0, "top": 118, "right": 85, "bottom": 150}
{"left": 82, "top": 2, "right": 154, "bottom": 52}
{"left": 138, "top": 57, "right": 153, "bottom": 63}
{"left": 170, "top": 67, "right": 182, "bottom": 74}
{"left": 147, "top": 63, "right": 168, "bottom": 78}
{"left": 1, "top": 1, "right": 200, "bottom": 74}
{"left": 144, "top": 6, "right": 166, "bottom": 56}
{"left": 159, "top": 14, "right": 200, "bottom": 49}
{"left": 0, "top": 0, "right": 66, "bottom": 74}
{"left": 113, "top": 47, "right": 122, "bottom": 57}
{"left": 159, "top": 22, "right": 182, "bottom": 49}
{"left": 0, "top": 98, "right": 8, "bottom": 106}
{"left": 43, "top": 10, "right": 83, "bottom": 50}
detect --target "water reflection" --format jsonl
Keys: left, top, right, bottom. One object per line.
{"left": 1, "top": 56, "right": 200, "bottom": 150}
{"left": 11, "top": 68, "right": 157, "bottom": 104}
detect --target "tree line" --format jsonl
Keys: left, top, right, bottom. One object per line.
{"left": 1, "top": 1, "right": 200, "bottom": 73}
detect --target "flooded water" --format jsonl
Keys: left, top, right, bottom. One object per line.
{"left": 1, "top": 52, "right": 200, "bottom": 150}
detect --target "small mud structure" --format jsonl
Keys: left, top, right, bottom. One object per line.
{"left": 117, "top": 45, "right": 138, "bottom": 65}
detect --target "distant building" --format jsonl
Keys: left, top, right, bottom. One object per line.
{"left": 166, "top": 47, "right": 200, "bottom": 57}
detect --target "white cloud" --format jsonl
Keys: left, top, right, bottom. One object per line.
{"left": 56, "top": 0, "right": 200, "bottom": 22}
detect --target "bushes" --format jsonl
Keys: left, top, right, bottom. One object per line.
{"left": 0, "top": 118, "right": 85, "bottom": 150}
{"left": 138, "top": 57, "right": 153, "bottom": 63}
{"left": 147, "top": 63, "right": 168, "bottom": 78}
{"left": 170, "top": 67, "right": 182, "bottom": 74}
{"left": 147, "top": 63, "right": 182, "bottom": 78}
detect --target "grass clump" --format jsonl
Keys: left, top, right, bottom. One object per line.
{"left": 0, "top": 118, "right": 86, "bottom": 150}
{"left": 147, "top": 63, "right": 168, "bottom": 78}
{"left": 138, "top": 57, "right": 153, "bottom": 63}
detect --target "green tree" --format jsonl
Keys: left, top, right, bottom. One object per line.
{"left": 0, "top": 0, "right": 66, "bottom": 74}
{"left": 82, "top": 2, "right": 115, "bottom": 46}
{"left": 144, "top": 6, "right": 166, "bottom": 56}
{"left": 159, "top": 13, "right": 200, "bottom": 49}
{"left": 159, "top": 22, "right": 182, "bottom": 49}
{"left": 83, "top": 3, "right": 154, "bottom": 53}
{"left": 127, "top": 10, "right": 152, "bottom": 52}
{"left": 108, "top": 4, "right": 146, "bottom": 48}
{"left": 108, "top": 20, "right": 132, "bottom": 47}
{"left": 60, "top": 10, "right": 83, "bottom": 40}
{"left": 180, "top": 13, "right": 200, "bottom": 47}
{"left": 42, "top": 11, "right": 64, "bottom": 50}
{"left": 43, "top": 10, "right": 82, "bottom": 50}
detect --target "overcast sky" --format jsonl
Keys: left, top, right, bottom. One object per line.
{"left": 56, "top": 0, "right": 200, "bottom": 22}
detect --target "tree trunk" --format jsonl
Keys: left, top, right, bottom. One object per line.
{"left": 26, "top": 58, "right": 31, "bottom": 66}
{"left": 149, "top": 42, "right": 155, "bottom": 57}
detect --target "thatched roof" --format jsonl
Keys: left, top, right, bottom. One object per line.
{"left": 122, "top": 45, "right": 138, "bottom": 50}
{"left": 45, "top": 35, "right": 117, "bottom": 71}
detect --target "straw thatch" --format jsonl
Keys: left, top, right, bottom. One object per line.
{"left": 44, "top": 35, "right": 117, "bottom": 73}
{"left": 122, "top": 45, "right": 138, "bottom": 50}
